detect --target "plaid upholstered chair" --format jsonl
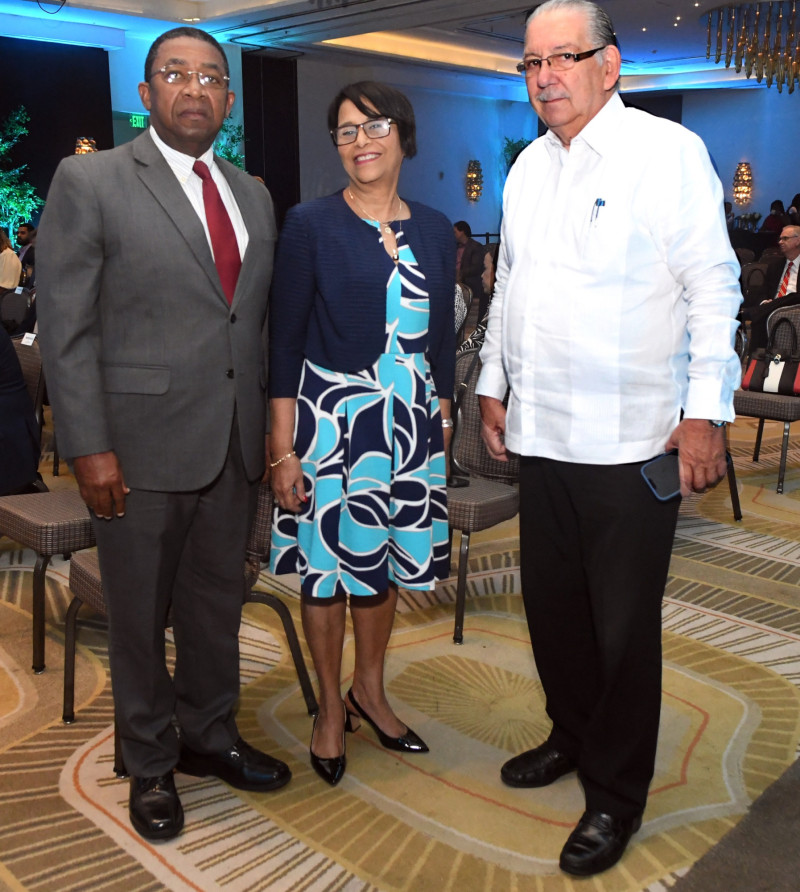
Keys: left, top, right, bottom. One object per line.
{"left": 62, "top": 481, "right": 318, "bottom": 776}
{"left": 446, "top": 349, "right": 519, "bottom": 644}
{"left": 734, "top": 305, "right": 800, "bottom": 494}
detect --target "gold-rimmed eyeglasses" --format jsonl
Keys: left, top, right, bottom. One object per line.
{"left": 516, "top": 46, "right": 606, "bottom": 75}
{"left": 150, "top": 66, "right": 230, "bottom": 90}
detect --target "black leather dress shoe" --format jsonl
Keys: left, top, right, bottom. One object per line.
{"left": 129, "top": 773, "right": 184, "bottom": 841}
{"left": 559, "top": 810, "right": 642, "bottom": 876}
{"left": 177, "top": 737, "right": 291, "bottom": 792}
{"left": 500, "top": 741, "right": 577, "bottom": 788}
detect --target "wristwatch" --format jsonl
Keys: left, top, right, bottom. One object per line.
{"left": 708, "top": 420, "right": 727, "bottom": 428}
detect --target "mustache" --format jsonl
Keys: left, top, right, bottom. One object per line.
{"left": 535, "top": 88, "right": 570, "bottom": 102}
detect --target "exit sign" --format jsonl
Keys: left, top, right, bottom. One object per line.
{"left": 130, "top": 113, "right": 149, "bottom": 129}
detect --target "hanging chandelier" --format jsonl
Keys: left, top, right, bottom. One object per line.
{"left": 706, "top": 2, "right": 800, "bottom": 92}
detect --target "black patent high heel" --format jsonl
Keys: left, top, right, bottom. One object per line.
{"left": 345, "top": 687, "right": 429, "bottom": 753}
{"left": 310, "top": 707, "right": 346, "bottom": 786}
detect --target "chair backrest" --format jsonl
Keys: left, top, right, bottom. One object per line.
{"left": 451, "top": 348, "right": 519, "bottom": 483}
{"left": 11, "top": 335, "right": 45, "bottom": 435}
{"left": 244, "top": 481, "right": 274, "bottom": 586}
{"left": 1, "top": 288, "right": 32, "bottom": 334}
{"left": 735, "top": 247, "right": 755, "bottom": 266}
{"left": 766, "top": 305, "right": 800, "bottom": 355}
{"left": 740, "top": 261, "right": 769, "bottom": 308}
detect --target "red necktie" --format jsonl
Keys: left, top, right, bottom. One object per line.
{"left": 777, "top": 260, "right": 794, "bottom": 299}
{"left": 193, "top": 159, "right": 241, "bottom": 304}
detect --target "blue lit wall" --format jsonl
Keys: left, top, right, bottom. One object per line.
{"left": 682, "top": 87, "right": 800, "bottom": 216}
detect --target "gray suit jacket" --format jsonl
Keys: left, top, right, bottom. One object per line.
{"left": 36, "top": 131, "right": 275, "bottom": 491}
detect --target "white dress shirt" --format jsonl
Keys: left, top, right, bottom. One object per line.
{"left": 773, "top": 259, "right": 799, "bottom": 298}
{"left": 149, "top": 127, "right": 249, "bottom": 261}
{"left": 477, "top": 93, "right": 742, "bottom": 464}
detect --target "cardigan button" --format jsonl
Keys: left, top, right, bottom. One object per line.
{"left": 226, "top": 369, "right": 234, "bottom": 379}
{"left": 230, "top": 313, "right": 237, "bottom": 323}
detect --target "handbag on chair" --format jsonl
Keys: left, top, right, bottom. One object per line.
{"left": 741, "top": 317, "right": 800, "bottom": 396}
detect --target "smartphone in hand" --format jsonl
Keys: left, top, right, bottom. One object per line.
{"left": 641, "top": 450, "right": 681, "bottom": 501}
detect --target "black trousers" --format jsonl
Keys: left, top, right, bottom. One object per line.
{"left": 93, "top": 421, "right": 259, "bottom": 777}
{"left": 518, "top": 456, "right": 680, "bottom": 819}
{"left": 741, "top": 290, "right": 800, "bottom": 352}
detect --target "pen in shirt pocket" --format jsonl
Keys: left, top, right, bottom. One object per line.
{"left": 590, "top": 198, "right": 606, "bottom": 223}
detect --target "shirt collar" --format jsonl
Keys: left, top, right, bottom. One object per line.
{"left": 148, "top": 126, "right": 216, "bottom": 183}
{"left": 543, "top": 91, "right": 624, "bottom": 159}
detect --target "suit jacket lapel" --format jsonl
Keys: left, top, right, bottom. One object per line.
{"left": 219, "top": 159, "right": 263, "bottom": 309}
{"left": 132, "top": 132, "right": 226, "bottom": 303}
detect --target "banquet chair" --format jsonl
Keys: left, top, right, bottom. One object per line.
{"left": 740, "top": 261, "right": 769, "bottom": 313}
{"left": 12, "top": 335, "right": 46, "bottom": 440}
{"left": 733, "top": 305, "right": 800, "bottom": 494}
{"left": 447, "top": 348, "right": 519, "bottom": 644}
{"left": 0, "top": 490, "right": 94, "bottom": 672}
{"left": 62, "top": 481, "right": 318, "bottom": 775}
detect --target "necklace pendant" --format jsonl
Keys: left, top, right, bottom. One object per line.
{"left": 383, "top": 224, "right": 392, "bottom": 234}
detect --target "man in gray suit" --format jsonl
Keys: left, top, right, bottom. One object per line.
{"left": 36, "top": 27, "right": 289, "bottom": 842}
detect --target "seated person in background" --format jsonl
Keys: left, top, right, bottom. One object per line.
{"left": 457, "top": 250, "right": 496, "bottom": 355}
{"left": 0, "top": 229, "right": 23, "bottom": 290}
{"left": 0, "top": 327, "right": 41, "bottom": 495}
{"left": 725, "top": 201, "right": 735, "bottom": 230}
{"left": 760, "top": 200, "right": 789, "bottom": 233}
{"left": 453, "top": 220, "right": 484, "bottom": 309}
{"left": 741, "top": 225, "right": 800, "bottom": 352}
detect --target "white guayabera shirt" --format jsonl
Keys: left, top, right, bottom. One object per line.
{"left": 477, "top": 93, "right": 742, "bottom": 464}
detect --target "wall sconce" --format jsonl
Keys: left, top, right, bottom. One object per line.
{"left": 466, "top": 160, "right": 483, "bottom": 202}
{"left": 732, "top": 161, "right": 753, "bottom": 206}
{"left": 75, "top": 137, "right": 98, "bottom": 154}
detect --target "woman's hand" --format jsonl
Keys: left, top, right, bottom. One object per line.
{"left": 270, "top": 455, "right": 307, "bottom": 512}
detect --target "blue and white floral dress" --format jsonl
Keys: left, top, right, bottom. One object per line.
{"left": 270, "top": 219, "right": 450, "bottom": 598}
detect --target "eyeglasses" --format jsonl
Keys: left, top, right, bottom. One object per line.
{"left": 516, "top": 46, "right": 606, "bottom": 75}
{"left": 151, "top": 66, "right": 230, "bottom": 90}
{"left": 778, "top": 235, "right": 800, "bottom": 242}
{"left": 330, "top": 117, "right": 394, "bottom": 146}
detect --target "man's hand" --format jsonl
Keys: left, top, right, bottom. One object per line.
{"left": 665, "top": 419, "right": 728, "bottom": 497}
{"left": 72, "top": 451, "right": 130, "bottom": 519}
{"left": 479, "top": 394, "right": 508, "bottom": 462}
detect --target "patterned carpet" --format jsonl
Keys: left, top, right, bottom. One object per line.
{"left": 1, "top": 418, "right": 800, "bottom": 891}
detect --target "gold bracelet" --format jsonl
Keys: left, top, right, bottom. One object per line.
{"left": 270, "top": 451, "right": 296, "bottom": 468}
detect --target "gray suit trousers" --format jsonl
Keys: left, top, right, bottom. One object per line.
{"left": 92, "top": 421, "right": 258, "bottom": 777}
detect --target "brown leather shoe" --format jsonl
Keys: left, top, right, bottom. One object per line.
{"left": 559, "top": 810, "right": 642, "bottom": 876}
{"left": 129, "top": 773, "right": 184, "bottom": 841}
{"left": 500, "top": 741, "right": 577, "bottom": 787}
{"left": 177, "top": 736, "right": 291, "bottom": 792}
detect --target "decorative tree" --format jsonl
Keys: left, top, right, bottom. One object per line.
{"left": 502, "top": 136, "right": 532, "bottom": 172}
{"left": 215, "top": 117, "right": 245, "bottom": 169}
{"left": 0, "top": 107, "right": 44, "bottom": 236}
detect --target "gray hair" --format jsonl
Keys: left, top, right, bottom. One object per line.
{"left": 526, "top": 0, "right": 617, "bottom": 51}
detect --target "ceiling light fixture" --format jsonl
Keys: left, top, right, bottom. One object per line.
{"left": 706, "top": 2, "right": 800, "bottom": 92}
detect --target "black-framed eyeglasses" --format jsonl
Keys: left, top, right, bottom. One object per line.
{"left": 151, "top": 66, "right": 230, "bottom": 89}
{"left": 330, "top": 117, "right": 394, "bottom": 146}
{"left": 516, "top": 46, "right": 606, "bottom": 75}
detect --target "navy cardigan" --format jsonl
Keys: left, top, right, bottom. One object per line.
{"left": 269, "top": 191, "right": 456, "bottom": 399}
